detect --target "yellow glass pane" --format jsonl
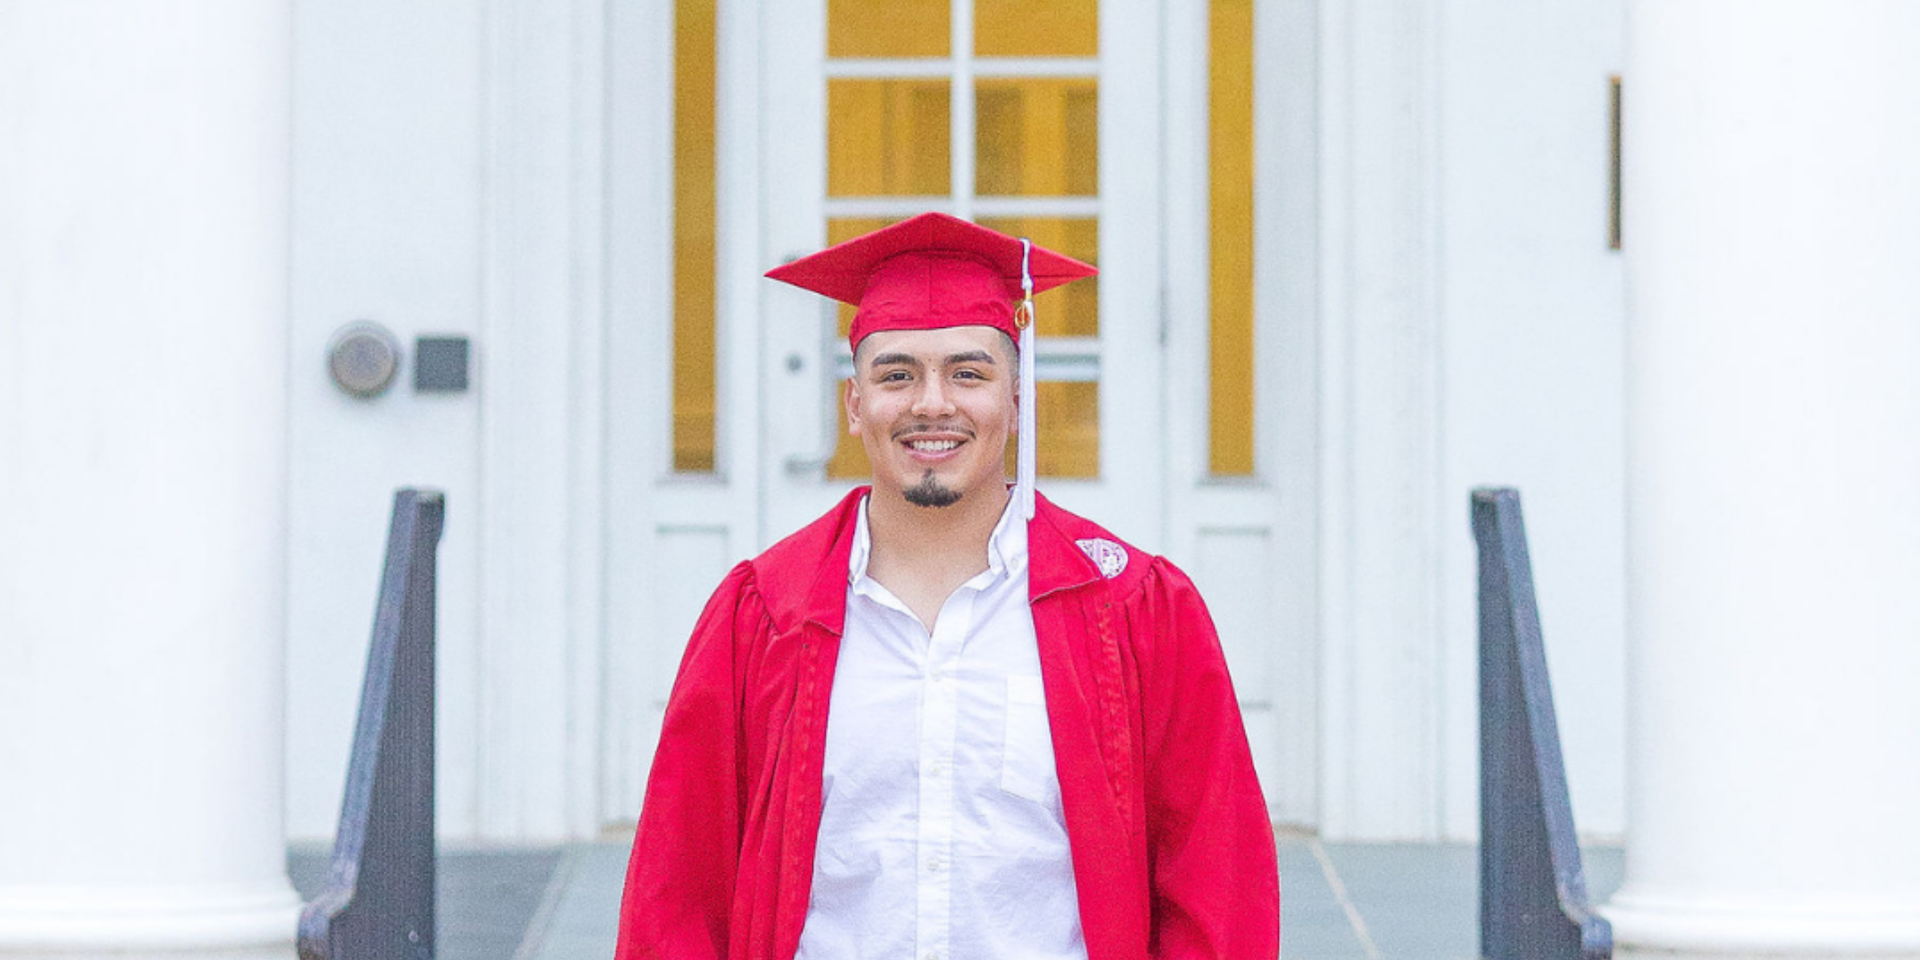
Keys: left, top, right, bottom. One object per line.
{"left": 828, "top": 0, "right": 949, "bottom": 58}
{"left": 1209, "top": 0, "right": 1255, "bottom": 476}
{"left": 829, "top": 80, "right": 952, "bottom": 198}
{"left": 673, "top": 0, "right": 717, "bottom": 472}
{"left": 1032, "top": 380, "right": 1099, "bottom": 478}
{"left": 974, "top": 0, "right": 1097, "bottom": 57}
{"left": 975, "top": 78, "right": 1097, "bottom": 197}
{"left": 977, "top": 216, "right": 1098, "bottom": 337}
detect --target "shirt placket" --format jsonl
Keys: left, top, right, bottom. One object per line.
{"left": 915, "top": 585, "right": 976, "bottom": 960}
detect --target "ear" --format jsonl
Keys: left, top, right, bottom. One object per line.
{"left": 843, "top": 378, "right": 864, "bottom": 436}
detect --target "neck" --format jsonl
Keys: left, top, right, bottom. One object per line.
{"left": 865, "top": 482, "right": 1010, "bottom": 576}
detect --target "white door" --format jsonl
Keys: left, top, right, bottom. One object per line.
{"left": 610, "top": 0, "right": 1310, "bottom": 830}
{"left": 749, "top": 0, "right": 1168, "bottom": 548}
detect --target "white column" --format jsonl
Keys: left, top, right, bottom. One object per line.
{"left": 0, "top": 2, "right": 299, "bottom": 958}
{"left": 1612, "top": 2, "right": 1920, "bottom": 957}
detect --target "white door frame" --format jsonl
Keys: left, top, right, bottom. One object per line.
{"left": 599, "top": 0, "right": 1414, "bottom": 839}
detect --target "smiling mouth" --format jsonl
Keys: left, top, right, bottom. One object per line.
{"left": 894, "top": 424, "right": 973, "bottom": 454}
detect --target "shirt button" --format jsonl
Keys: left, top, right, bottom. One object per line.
{"left": 927, "top": 857, "right": 945, "bottom": 873}
{"left": 927, "top": 761, "right": 945, "bottom": 778}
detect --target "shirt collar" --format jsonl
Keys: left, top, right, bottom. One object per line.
{"left": 848, "top": 492, "right": 1028, "bottom": 587}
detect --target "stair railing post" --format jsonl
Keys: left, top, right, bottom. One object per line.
{"left": 1473, "top": 487, "right": 1612, "bottom": 960}
{"left": 297, "top": 488, "right": 444, "bottom": 960}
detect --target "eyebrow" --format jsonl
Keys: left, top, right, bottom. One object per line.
{"left": 868, "top": 349, "right": 1000, "bottom": 367}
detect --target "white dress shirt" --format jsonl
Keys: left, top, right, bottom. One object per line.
{"left": 795, "top": 496, "right": 1087, "bottom": 960}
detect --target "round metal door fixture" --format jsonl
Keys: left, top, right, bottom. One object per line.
{"left": 327, "top": 321, "right": 401, "bottom": 398}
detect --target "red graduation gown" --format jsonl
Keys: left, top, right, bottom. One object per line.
{"left": 615, "top": 489, "right": 1279, "bottom": 960}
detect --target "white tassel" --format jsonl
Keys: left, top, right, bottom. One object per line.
{"left": 1016, "top": 239, "right": 1037, "bottom": 520}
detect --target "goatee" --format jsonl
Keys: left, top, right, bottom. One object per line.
{"left": 903, "top": 471, "right": 962, "bottom": 508}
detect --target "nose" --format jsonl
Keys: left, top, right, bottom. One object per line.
{"left": 910, "top": 376, "right": 955, "bottom": 417}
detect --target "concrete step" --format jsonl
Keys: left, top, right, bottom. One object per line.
{"left": 290, "top": 836, "right": 1626, "bottom": 960}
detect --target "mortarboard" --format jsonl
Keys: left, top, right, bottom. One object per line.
{"left": 766, "top": 212, "right": 1097, "bottom": 520}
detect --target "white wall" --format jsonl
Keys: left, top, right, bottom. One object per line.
{"left": 286, "top": 0, "right": 485, "bottom": 840}
{"left": 1436, "top": 0, "right": 1628, "bottom": 840}
{"left": 287, "top": 0, "right": 609, "bottom": 845}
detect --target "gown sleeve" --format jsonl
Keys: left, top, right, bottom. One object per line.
{"left": 1135, "top": 557, "right": 1281, "bottom": 960}
{"left": 614, "top": 563, "right": 762, "bottom": 960}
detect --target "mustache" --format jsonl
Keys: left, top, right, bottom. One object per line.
{"left": 891, "top": 423, "right": 977, "bottom": 441}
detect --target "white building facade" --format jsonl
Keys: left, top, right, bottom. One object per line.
{"left": 21, "top": 2, "right": 1920, "bottom": 958}
{"left": 276, "top": 0, "right": 1629, "bottom": 846}
{"left": 2, "top": 0, "right": 1648, "bottom": 943}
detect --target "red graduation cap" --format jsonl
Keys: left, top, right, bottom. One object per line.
{"left": 765, "top": 212, "right": 1098, "bottom": 520}
{"left": 765, "top": 212, "right": 1096, "bottom": 349}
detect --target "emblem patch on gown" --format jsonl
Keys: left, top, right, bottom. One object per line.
{"left": 1076, "top": 538, "right": 1128, "bottom": 579}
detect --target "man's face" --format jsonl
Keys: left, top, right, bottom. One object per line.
{"left": 846, "top": 325, "right": 1017, "bottom": 510}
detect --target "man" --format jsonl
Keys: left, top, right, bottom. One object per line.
{"left": 616, "top": 213, "right": 1278, "bottom": 960}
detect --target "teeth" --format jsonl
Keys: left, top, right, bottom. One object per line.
{"left": 909, "top": 439, "right": 959, "bottom": 452}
